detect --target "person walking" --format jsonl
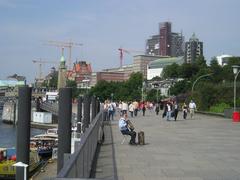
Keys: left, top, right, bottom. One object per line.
{"left": 155, "top": 103, "right": 160, "bottom": 115}
{"left": 133, "top": 100, "right": 139, "bottom": 117}
{"left": 173, "top": 101, "right": 179, "bottom": 121}
{"left": 128, "top": 102, "right": 134, "bottom": 117}
{"left": 189, "top": 100, "right": 197, "bottom": 119}
{"left": 142, "top": 103, "right": 146, "bottom": 116}
{"left": 182, "top": 103, "right": 188, "bottom": 120}
{"left": 122, "top": 101, "right": 128, "bottom": 115}
{"left": 108, "top": 102, "right": 114, "bottom": 121}
{"left": 166, "top": 102, "right": 172, "bottom": 121}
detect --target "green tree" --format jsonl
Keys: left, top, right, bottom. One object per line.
{"left": 162, "top": 63, "right": 180, "bottom": 78}
{"left": 90, "top": 72, "right": 143, "bottom": 102}
{"left": 178, "top": 63, "right": 199, "bottom": 79}
{"left": 170, "top": 80, "right": 191, "bottom": 95}
{"left": 195, "top": 55, "right": 207, "bottom": 68}
{"left": 151, "top": 76, "right": 162, "bottom": 81}
{"left": 48, "top": 72, "right": 58, "bottom": 88}
{"left": 209, "top": 57, "right": 223, "bottom": 83}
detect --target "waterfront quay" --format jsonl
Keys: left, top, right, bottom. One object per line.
{"left": 4, "top": 87, "right": 240, "bottom": 179}
{"left": 93, "top": 111, "right": 240, "bottom": 180}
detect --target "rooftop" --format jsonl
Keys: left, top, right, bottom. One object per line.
{"left": 148, "top": 56, "right": 184, "bottom": 69}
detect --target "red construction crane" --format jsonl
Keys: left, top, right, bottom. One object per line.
{"left": 118, "top": 48, "right": 144, "bottom": 67}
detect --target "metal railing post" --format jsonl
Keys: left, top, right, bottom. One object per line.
{"left": 57, "top": 88, "right": 72, "bottom": 173}
{"left": 91, "top": 96, "right": 96, "bottom": 121}
{"left": 16, "top": 86, "right": 32, "bottom": 180}
{"left": 77, "top": 96, "right": 83, "bottom": 133}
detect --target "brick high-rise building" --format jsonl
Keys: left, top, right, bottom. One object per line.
{"left": 159, "top": 22, "right": 172, "bottom": 56}
{"left": 146, "top": 22, "right": 184, "bottom": 57}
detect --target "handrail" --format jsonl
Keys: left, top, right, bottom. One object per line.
{"left": 56, "top": 111, "right": 103, "bottom": 178}
{"left": 40, "top": 101, "right": 58, "bottom": 115}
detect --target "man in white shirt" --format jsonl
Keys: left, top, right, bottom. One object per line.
{"left": 119, "top": 114, "right": 136, "bottom": 145}
{"left": 189, "top": 100, "right": 196, "bottom": 119}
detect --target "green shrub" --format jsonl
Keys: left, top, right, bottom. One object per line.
{"left": 209, "top": 103, "right": 230, "bottom": 113}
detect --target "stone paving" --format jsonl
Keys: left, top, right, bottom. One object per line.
{"left": 107, "top": 111, "right": 240, "bottom": 180}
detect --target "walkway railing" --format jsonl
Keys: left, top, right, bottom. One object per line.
{"left": 40, "top": 101, "right": 58, "bottom": 116}
{"left": 56, "top": 111, "right": 104, "bottom": 179}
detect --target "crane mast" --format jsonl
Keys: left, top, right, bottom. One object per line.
{"left": 46, "top": 40, "right": 83, "bottom": 70}
{"left": 118, "top": 48, "right": 144, "bottom": 67}
{"left": 32, "top": 58, "right": 58, "bottom": 80}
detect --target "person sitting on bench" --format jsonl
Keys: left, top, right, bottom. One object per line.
{"left": 118, "top": 113, "right": 137, "bottom": 145}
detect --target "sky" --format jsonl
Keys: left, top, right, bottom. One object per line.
{"left": 0, "top": 0, "right": 239, "bottom": 83}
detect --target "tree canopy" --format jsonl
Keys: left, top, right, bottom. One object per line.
{"left": 90, "top": 72, "right": 143, "bottom": 102}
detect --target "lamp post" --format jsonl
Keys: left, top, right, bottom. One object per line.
{"left": 111, "top": 93, "right": 114, "bottom": 102}
{"left": 232, "top": 65, "right": 240, "bottom": 112}
{"left": 142, "top": 81, "right": 146, "bottom": 102}
{"left": 191, "top": 73, "right": 213, "bottom": 93}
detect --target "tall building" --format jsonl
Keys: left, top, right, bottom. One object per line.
{"left": 159, "top": 22, "right": 172, "bottom": 56}
{"left": 146, "top": 22, "right": 184, "bottom": 57}
{"left": 185, "top": 33, "right": 203, "bottom": 63}
{"left": 171, "top": 32, "right": 184, "bottom": 57}
{"left": 146, "top": 35, "right": 160, "bottom": 56}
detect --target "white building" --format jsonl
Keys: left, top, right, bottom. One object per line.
{"left": 147, "top": 56, "right": 184, "bottom": 80}
{"left": 216, "top": 54, "right": 233, "bottom": 66}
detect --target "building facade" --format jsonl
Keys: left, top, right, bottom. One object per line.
{"left": 146, "top": 22, "right": 184, "bottom": 57}
{"left": 67, "top": 61, "right": 92, "bottom": 88}
{"left": 185, "top": 33, "right": 203, "bottom": 63}
{"left": 90, "top": 55, "right": 164, "bottom": 86}
{"left": 216, "top": 54, "right": 233, "bottom": 66}
{"left": 171, "top": 32, "right": 184, "bottom": 57}
{"left": 159, "top": 22, "right": 172, "bottom": 56}
{"left": 147, "top": 56, "right": 184, "bottom": 80}
{"left": 146, "top": 34, "right": 160, "bottom": 56}
{"left": 133, "top": 55, "right": 165, "bottom": 79}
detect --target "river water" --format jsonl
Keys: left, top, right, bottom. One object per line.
{"left": 0, "top": 110, "right": 45, "bottom": 148}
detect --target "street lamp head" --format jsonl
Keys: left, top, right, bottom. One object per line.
{"left": 232, "top": 65, "right": 240, "bottom": 75}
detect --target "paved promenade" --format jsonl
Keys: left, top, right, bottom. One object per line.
{"left": 95, "top": 111, "right": 240, "bottom": 180}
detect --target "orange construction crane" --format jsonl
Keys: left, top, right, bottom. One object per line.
{"left": 32, "top": 59, "right": 58, "bottom": 80}
{"left": 118, "top": 48, "right": 144, "bottom": 67}
{"left": 45, "top": 40, "right": 83, "bottom": 70}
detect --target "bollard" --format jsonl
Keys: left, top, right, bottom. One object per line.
{"left": 77, "top": 96, "right": 83, "bottom": 133}
{"left": 97, "top": 98, "right": 100, "bottom": 113}
{"left": 82, "top": 95, "right": 90, "bottom": 132}
{"left": 35, "top": 97, "right": 40, "bottom": 112}
{"left": 91, "top": 96, "right": 96, "bottom": 121}
{"left": 16, "top": 86, "right": 32, "bottom": 180}
{"left": 57, "top": 88, "right": 72, "bottom": 173}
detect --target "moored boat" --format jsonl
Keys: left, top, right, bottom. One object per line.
{"left": 0, "top": 148, "right": 42, "bottom": 179}
{"left": 30, "top": 133, "right": 58, "bottom": 159}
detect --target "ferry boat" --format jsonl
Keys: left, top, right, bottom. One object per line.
{"left": 0, "top": 148, "right": 42, "bottom": 179}
{"left": 30, "top": 129, "right": 58, "bottom": 159}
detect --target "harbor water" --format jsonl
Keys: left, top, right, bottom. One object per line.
{"left": 0, "top": 110, "right": 45, "bottom": 148}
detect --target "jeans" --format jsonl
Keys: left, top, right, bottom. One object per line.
{"left": 121, "top": 129, "right": 136, "bottom": 143}
{"left": 166, "top": 111, "right": 171, "bottom": 120}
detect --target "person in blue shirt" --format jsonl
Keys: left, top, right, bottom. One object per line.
{"left": 119, "top": 113, "right": 136, "bottom": 145}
